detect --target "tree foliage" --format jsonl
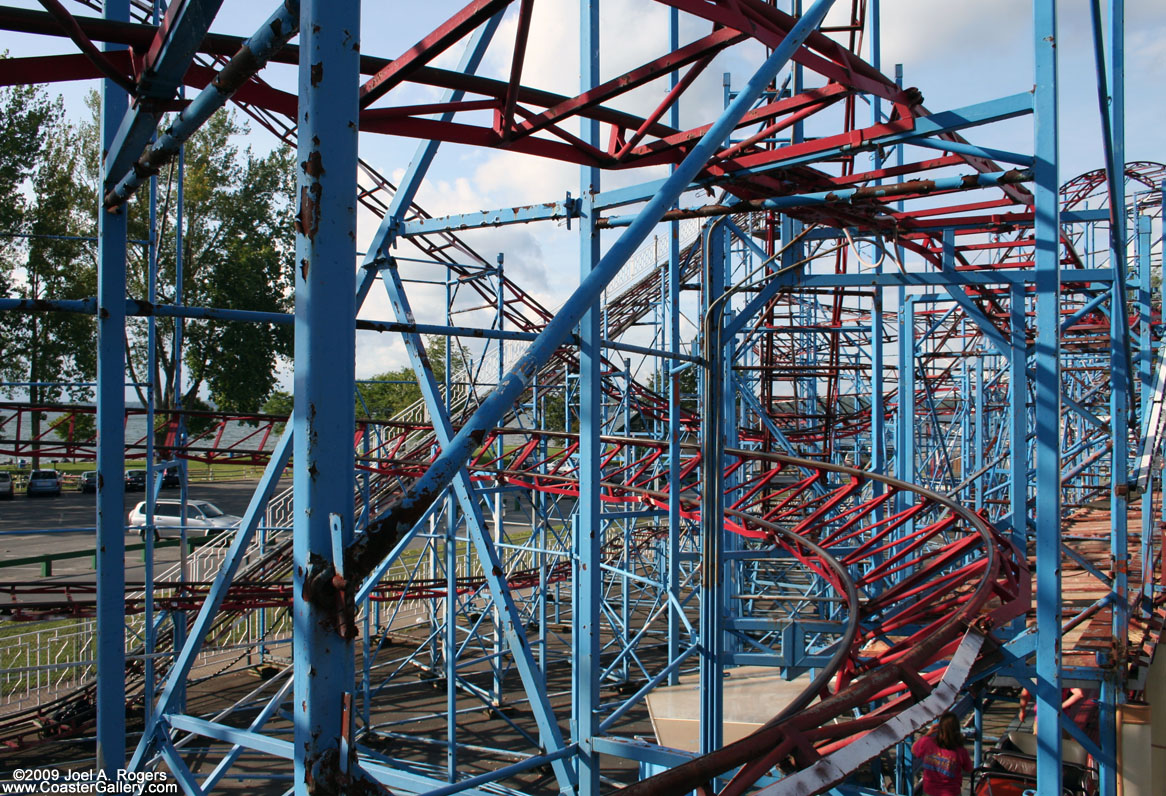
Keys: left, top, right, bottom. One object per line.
{"left": 0, "top": 84, "right": 95, "bottom": 463}
{"left": 263, "top": 337, "right": 472, "bottom": 425}
{"left": 356, "top": 337, "right": 469, "bottom": 421}
{"left": 650, "top": 360, "right": 699, "bottom": 413}
{"left": 112, "top": 107, "right": 297, "bottom": 417}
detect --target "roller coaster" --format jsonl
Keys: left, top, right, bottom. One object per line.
{"left": 0, "top": 1, "right": 1162, "bottom": 795}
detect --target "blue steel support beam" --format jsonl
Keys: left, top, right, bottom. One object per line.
{"left": 699, "top": 221, "right": 727, "bottom": 757}
{"left": 104, "top": 0, "right": 302, "bottom": 208}
{"left": 399, "top": 199, "right": 581, "bottom": 237}
{"left": 1102, "top": 226, "right": 1130, "bottom": 796}
{"left": 443, "top": 277, "right": 457, "bottom": 783}
{"left": 96, "top": 0, "right": 129, "bottom": 773}
{"left": 1137, "top": 216, "right": 1154, "bottom": 599}
{"left": 1089, "top": 0, "right": 1134, "bottom": 423}
{"left": 576, "top": 1, "right": 602, "bottom": 791}
{"left": 346, "top": 0, "right": 839, "bottom": 598}
{"left": 291, "top": 0, "right": 362, "bottom": 791}
{"left": 1100, "top": 7, "right": 1128, "bottom": 789}
{"left": 869, "top": 1, "right": 886, "bottom": 493}
{"left": 1009, "top": 285, "right": 1028, "bottom": 558}
{"left": 896, "top": 296, "right": 917, "bottom": 497}
{"left": 379, "top": 266, "right": 577, "bottom": 792}
{"left": 974, "top": 354, "right": 985, "bottom": 512}
{"left": 103, "top": 0, "right": 226, "bottom": 190}
{"left": 665, "top": 2, "right": 683, "bottom": 687}
{"left": 745, "top": 268, "right": 1113, "bottom": 289}
{"left": 904, "top": 135, "right": 1034, "bottom": 167}
{"left": 593, "top": 93, "right": 1033, "bottom": 210}
{"left": 1033, "top": 0, "right": 1063, "bottom": 791}
{"left": 0, "top": 296, "right": 702, "bottom": 364}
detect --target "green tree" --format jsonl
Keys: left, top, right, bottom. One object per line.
{"left": 0, "top": 86, "right": 95, "bottom": 465}
{"left": 112, "top": 108, "right": 297, "bottom": 419}
{"left": 650, "top": 362, "right": 699, "bottom": 413}
{"left": 261, "top": 389, "right": 294, "bottom": 419}
{"left": 2, "top": 90, "right": 296, "bottom": 460}
{"left": 0, "top": 82, "right": 56, "bottom": 255}
{"left": 357, "top": 336, "right": 469, "bottom": 421}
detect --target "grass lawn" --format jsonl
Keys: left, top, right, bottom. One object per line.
{"left": 1, "top": 461, "right": 273, "bottom": 486}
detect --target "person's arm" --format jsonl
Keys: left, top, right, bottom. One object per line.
{"left": 959, "top": 746, "right": 973, "bottom": 773}
{"left": 912, "top": 734, "right": 930, "bottom": 757}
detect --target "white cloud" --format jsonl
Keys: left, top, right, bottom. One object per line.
{"left": 349, "top": 0, "right": 1165, "bottom": 375}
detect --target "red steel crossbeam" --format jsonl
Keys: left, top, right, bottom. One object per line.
{"left": 359, "top": 0, "right": 515, "bottom": 108}
{"left": 507, "top": 27, "right": 746, "bottom": 142}
{"left": 497, "top": 0, "right": 534, "bottom": 139}
{"left": 32, "top": 0, "right": 137, "bottom": 92}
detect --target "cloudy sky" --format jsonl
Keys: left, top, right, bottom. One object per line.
{"left": 3, "top": 0, "right": 1163, "bottom": 385}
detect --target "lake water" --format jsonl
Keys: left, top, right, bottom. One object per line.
{"left": 0, "top": 407, "right": 280, "bottom": 466}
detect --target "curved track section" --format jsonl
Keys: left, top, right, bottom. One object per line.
{"left": 0, "top": 0, "right": 1133, "bottom": 791}
{"left": 0, "top": 427, "right": 1027, "bottom": 796}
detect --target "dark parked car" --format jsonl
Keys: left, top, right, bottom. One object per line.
{"left": 0, "top": 471, "right": 12, "bottom": 500}
{"left": 125, "top": 469, "right": 147, "bottom": 491}
{"left": 80, "top": 470, "right": 98, "bottom": 493}
{"left": 26, "top": 469, "right": 61, "bottom": 497}
{"left": 161, "top": 466, "right": 181, "bottom": 488}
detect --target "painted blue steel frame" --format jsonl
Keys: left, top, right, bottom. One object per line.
{"left": 95, "top": 0, "right": 129, "bottom": 773}
{"left": 575, "top": 3, "right": 603, "bottom": 792}
{"left": 1099, "top": 5, "right": 1127, "bottom": 795}
{"left": 347, "top": 0, "right": 839, "bottom": 577}
{"left": 290, "top": 0, "right": 361, "bottom": 790}
{"left": 665, "top": 3, "right": 683, "bottom": 688}
{"left": 1033, "top": 0, "right": 1064, "bottom": 791}
{"left": 699, "top": 220, "right": 727, "bottom": 758}
{"left": 58, "top": 0, "right": 1151, "bottom": 791}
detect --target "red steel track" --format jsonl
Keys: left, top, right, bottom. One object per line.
{"left": 0, "top": 0, "right": 1065, "bottom": 789}
{"left": 0, "top": 426, "right": 1028, "bottom": 796}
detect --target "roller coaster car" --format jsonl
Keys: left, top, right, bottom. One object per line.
{"left": 972, "top": 731, "right": 1095, "bottom": 796}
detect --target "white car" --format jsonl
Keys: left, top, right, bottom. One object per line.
{"left": 128, "top": 499, "right": 242, "bottom": 539}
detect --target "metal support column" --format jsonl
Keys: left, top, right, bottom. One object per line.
{"left": 95, "top": 0, "right": 129, "bottom": 774}
{"left": 291, "top": 0, "right": 361, "bottom": 789}
{"left": 896, "top": 296, "right": 917, "bottom": 522}
{"left": 665, "top": 3, "right": 683, "bottom": 686}
{"left": 1138, "top": 215, "right": 1154, "bottom": 601}
{"left": 1033, "top": 0, "right": 1064, "bottom": 789}
{"left": 1103, "top": 231, "right": 1130, "bottom": 796}
{"left": 699, "top": 221, "right": 727, "bottom": 756}
{"left": 1010, "top": 284, "right": 1028, "bottom": 558}
{"left": 1100, "top": 5, "right": 1128, "bottom": 793}
{"left": 575, "top": 1, "right": 602, "bottom": 790}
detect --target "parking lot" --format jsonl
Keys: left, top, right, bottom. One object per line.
{"left": 0, "top": 478, "right": 286, "bottom": 584}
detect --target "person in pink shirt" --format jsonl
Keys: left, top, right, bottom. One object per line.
{"left": 912, "top": 712, "right": 973, "bottom": 796}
